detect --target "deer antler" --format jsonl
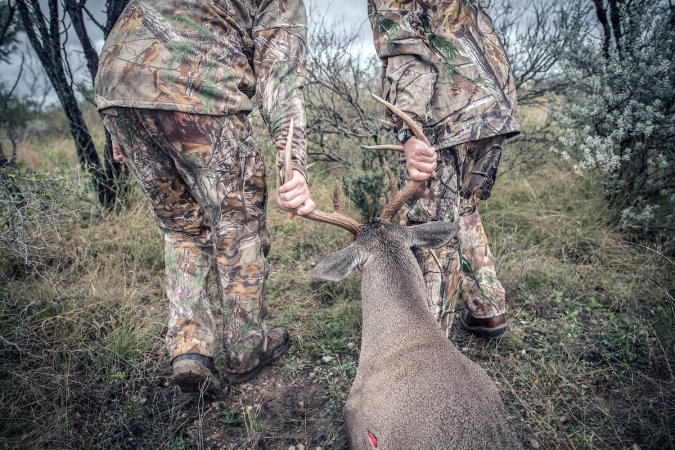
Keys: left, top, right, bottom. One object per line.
{"left": 276, "top": 118, "right": 362, "bottom": 235}
{"left": 361, "top": 144, "right": 404, "bottom": 152}
{"left": 370, "top": 94, "right": 431, "bottom": 222}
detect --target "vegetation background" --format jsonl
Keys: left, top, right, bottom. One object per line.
{"left": 0, "top": 0, "right": 673, "bottom": 449}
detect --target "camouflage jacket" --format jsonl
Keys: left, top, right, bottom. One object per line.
{"left": 95, "top": 0, "right": 308, "bottom": 178}
{"left": 368, "top": 0, "right": 521, "bottom": 149}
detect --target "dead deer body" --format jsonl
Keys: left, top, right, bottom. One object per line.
{"left": 279, "top": 96, "right": 522, "bottom": 449}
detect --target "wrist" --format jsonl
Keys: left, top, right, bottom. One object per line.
{"left": 292, "top": 163, "right": 308, "bottom": 183}
{"left": 396, "top": 128, "right": 414, "bottom": 144}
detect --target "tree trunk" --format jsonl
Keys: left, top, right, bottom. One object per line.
{"left": 608, "top": 0, "right": 623, "bottom": 53}
{"left": 64, "top": 0, "right": 98, "bottom": 85}
{"left": 66, "top": 0, "right": 132, "bottom": 203}
{"left": 0, "top": 142, "right": 7, "bottom": 166}
{"left": 592, "top": 0, "right": 612, "bottom": 57}
{"left": 16, "top": 0, "right": 121, "bottom": 206}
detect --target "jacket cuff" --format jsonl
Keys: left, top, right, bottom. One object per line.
{"left": 277, "top": 161, "right": 308, "bottom": 185}
{"left": 292, "top": 161, "right": 308, "bottom": 182}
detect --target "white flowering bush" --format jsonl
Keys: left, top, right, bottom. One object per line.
{"left": 555, "top": 0, "right": 674, "bottom": 232}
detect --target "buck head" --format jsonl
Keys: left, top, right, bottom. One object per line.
{"left": 313, "top": 220, "right": 458, "bottom": 282}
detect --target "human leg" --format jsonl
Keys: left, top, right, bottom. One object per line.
{"left": 456, "top": 136, "right": 509, "bottom": 337}
{"left": 401, "top": 136, "right": 509, "bottom": 336}
{"left": 101, "top": 107, "right": 220, "bottom": 390}
{"left": 147, "top": 111, "right": 287, "bottom": 380}
{"left": 400, "top": 146, "right": 462, "bottom": 335}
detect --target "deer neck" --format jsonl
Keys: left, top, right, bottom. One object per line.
{"left": 358, "top": 249, "right": 438, "bottom": 361}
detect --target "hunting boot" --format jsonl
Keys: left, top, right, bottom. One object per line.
{"left": 223, "top": 326, "right": 290, "bottom": 384}
{"left": 171, "top": 353, "right": 221, "bottom": 393}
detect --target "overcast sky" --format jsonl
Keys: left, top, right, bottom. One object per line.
{"left": 0, "top": 0, "right": 375, "bottom": 103}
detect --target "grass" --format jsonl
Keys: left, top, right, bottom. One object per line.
{"left": 0, "top": 126, "right": 673, "bottom": 449}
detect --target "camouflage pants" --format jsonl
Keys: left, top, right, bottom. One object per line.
{"left": 101, "top": 107, "right": 272, "bottom": 374}
{"left": 401, "top": 136, "right": 507, "bottom": 335}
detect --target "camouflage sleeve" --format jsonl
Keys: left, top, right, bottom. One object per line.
{"left": 253, "top": 0, "right": 308, "bottom": 181}
{"left": 368, "top": 0, "right": 438, "bottom": 132}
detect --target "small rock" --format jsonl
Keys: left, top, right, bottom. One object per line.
{"left": 297, "top": 445, "right": 305, "bottom": 450}
{"left": 164, "top": 381, "right": 170, "bottom": 387}
{"left": 328, "top": 372, "right": 334, "bottom": 377}
{"left": 520, "top": 349, "right": 527, "bottom": 356}
{"left": 321, "top": 356, "right": 334, "bottom": 364}
{"left": 559, "top": 415, "right": 568, "bottom": 424}
{"left": 632, "top": 444, "right": 642, "bottom": 450}
{"left": 347, "top": 342, "right": 356, "bottom": 349}
{"left": 298, "top": 400, "right": 305, "bottom": 408}
{"left": 288, "top": 447, "right": 296, "bottom": 450}
{"left": 530, "top": 438, "right": 541, "bottom": 449}
{"left": 246, "top": 405, "right": 253, "bottom": 412}
{"left": 461, "top": 347, "right": 469, "bottom": 352}
{"left": 308, "top": 372, "right": 316, "bottom": 379}
{"left": 139, "top": 397, "right": 147, "bottom": 405}
{"left": 316, "top": 447, "right": 323, "bottom": 450}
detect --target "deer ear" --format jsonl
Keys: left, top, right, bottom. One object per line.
{"left": 406, "top": 222, "right": 459, "bottom": 249}
{"left": 314, "top": 244, "right": 364, "bottom": 281}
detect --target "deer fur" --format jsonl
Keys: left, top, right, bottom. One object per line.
{"left": 314, "top": 220, "right": 522, "bottom": 450}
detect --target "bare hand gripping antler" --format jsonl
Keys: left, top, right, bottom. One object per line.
{"left": 369, "top": 93, "right": 430, "bottom": 223}
{"left": 276, "top": 118, "right": 362, "bottom": 235}
{"left": 277, "top": 95, "right": 429, "bottom": 232}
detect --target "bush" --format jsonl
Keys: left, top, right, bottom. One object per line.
{"left": 555, "top": 0, "right": 674, "bottom": 233}
{"left": 0, "top": 163, "right": 80, "bottom": 276}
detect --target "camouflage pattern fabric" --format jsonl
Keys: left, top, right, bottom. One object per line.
{"left": 401, "top": 136, "right": 507, "bottom": 334}
{"left": 102, "top": 107, "right": 273, "bottom": 374}
{"left": 368, "top": 0, "right": 521, "bottom": 149}
{"left": 95, "top": 0, "right": 309, "bottom": 180}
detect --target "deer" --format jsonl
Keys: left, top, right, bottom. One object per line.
{"left": 277, "top": 96, "right": 523, "bottom": 449}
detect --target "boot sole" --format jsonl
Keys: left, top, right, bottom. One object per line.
{"left": 171, "top": 359, "right": 221, "bottom": 393}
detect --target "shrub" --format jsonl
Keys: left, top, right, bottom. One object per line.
{"left": 0, "top": 162, "right": 80, "bottom": 275}
{"left": 555, "top": 0, "right": 674, "bottom": 233}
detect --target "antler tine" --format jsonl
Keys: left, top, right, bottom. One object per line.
{"left": 371, "top": 94, "right": 430, "bottom": 146}
{"left": 276, "top": 119, "right": 362, "bottom": 235}
{"left": 384, "top": 166, "right": 398, "bottom": 198}
{"left": 378, "top": 118, "right": 397, "bottom": 129}
{"left": 276, "top": 118, "right": 295, "bottom": 211}
{"left": 379, "top": 181, "right": 423, "bottom": 222}
{"left": 284, "top": 118, "right": 295, "bottom": 181}
{"left": 371, "top": 93, "right": 431, "bottom": 222}
{"left": 361, "top": 144, "right": 404, "bottom": 152}
{"left": 332, "top": 181, "right": 343, "bottom": 214}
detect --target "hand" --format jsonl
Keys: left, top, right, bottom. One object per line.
{"left": 112, "top": 140, "right": 125, "bottom": 163}
{"left": 278, "top": 169, "right": 316, "bottom": 218}
{"left": 403, "top": 137, "right": 436, "bottom": 181}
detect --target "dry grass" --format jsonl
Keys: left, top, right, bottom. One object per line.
{"left": 1, "top": 127, "right": 673, "bottom": 449}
